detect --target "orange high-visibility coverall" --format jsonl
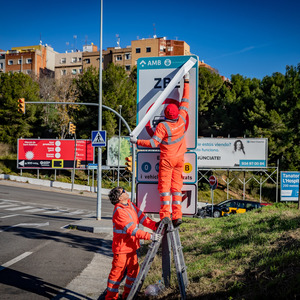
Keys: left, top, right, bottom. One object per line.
{"left": 105, "top": 199, "right": 158, "bottom": 300}
{"left": 137, "top": 82, "right": 189, "bottom": 220}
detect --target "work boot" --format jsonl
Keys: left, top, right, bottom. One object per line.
{"left": 172, "top": 218, "right": 182, "bottom": 228}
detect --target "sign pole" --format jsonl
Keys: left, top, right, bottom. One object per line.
{"left": 97, "top": 0, "right": 103, "bottom": 220}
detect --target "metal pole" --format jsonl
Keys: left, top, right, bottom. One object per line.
{"left": 96, "top": 0, "right": 103, "bottom": 220}
{"left": 117, "top": 105, "right": 122, "bottom": 186}
{"left": 72, "top": 136, "right": 77, "bottom": 191}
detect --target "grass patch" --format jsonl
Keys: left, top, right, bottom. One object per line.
{"left": 138, "top": 204, "right": 300, "bottom": 299}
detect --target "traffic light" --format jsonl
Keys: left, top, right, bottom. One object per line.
{"left": 18, "top": 98, "right": 25, "bottom": 114}
{"left": 125, "top": 156, "right": 133, "bottom": 172}
{"left": 76, "top": 159, "right": 81, "bottom": 168}
{"left": 69, "top": 122, "right": 76, "bottom": 135}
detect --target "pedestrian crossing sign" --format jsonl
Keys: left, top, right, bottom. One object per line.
{"left": 91, "top": 130, "right": 106, "bottom": 147}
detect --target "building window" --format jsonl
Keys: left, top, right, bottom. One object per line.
{"left": 26, "top": 58, "right": 32, "bottom": 64}
{"left": 116, "top": 55, "right": 122, "bottom": 61}
{"left": 168, "top": 47, "right": 173, "bottom": 52}
{"left": 61, "top": 70, "right": 66, "bottom": 76}
{"left": 79, "top": 68, "right": 82, "bottom": 74}
{"left": 78, "top": 57, "right": 82, "bottom": 62}
{"left": 0, "top": 62, "right": 3, "bottom": 69}
{"left": 125, "top": 65, "right": 131, "bottom": 71}
{"left": 125, "top": 53, "right": 131, "bottom": 60}
{"left": 136, "top": 48, "right": 141, "bottom": 53}
{"left": 60, "top": 58, "right": 66, "bottom": 64}
{"left": 8, "top": 60, "right": 13, "bottom": 65}
{"left": 18, "top": 59, "right": 22, "bottom": 64}
{"left": 72, "top": 69, "right": 77, "bottom": 75}
{"left": 85, "top": 58, "right": 90, "bottom": 64}
{"left": 26, "top": 70, "right": 32, "bottom": 75}
{"left": 146, "top": 47, "right": 151, "bottom": 53}
{"left": 72, "top": 57, "right": 77, "bottom": 63}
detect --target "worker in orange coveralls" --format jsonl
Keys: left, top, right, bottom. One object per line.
{"left": 130, "top": 72, "right": 190, "bottom": 227}
{"left": 105, "top": 187, "right": 162, "bottom": 300}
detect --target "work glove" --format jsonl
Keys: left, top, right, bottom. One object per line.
{"left": 130, "top": 135, "right": 137, "bottom": 144}
{"left": 184, "top": 71, "right": 190, "bottom": 81}
{"left": 150, "top": 233, "right": 162, "bottom": 243}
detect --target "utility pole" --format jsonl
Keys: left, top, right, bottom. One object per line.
{"left": 96, "top": 0, "right": 103, "bottom": 220}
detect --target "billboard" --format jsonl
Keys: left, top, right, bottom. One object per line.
{"left": 195, "top": 138, "right": 268, "bottom": 168}
{"left": 136, "top": 55, "right": 198, "bottom": 149}
{"left": 106, "top": 136, "right": 131, "bottom": 167}
{"left": 280, "top": 171, "right": 300, "bottom": 201}
{"left": 17, "top": 139, "right": 94, "bottom": 169}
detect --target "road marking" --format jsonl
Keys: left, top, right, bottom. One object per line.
{"left": 0, "top": 214, "right": 19, "bottom": 219}
{"left": 43, "top": 210, "right": 61, "bottom": 214}
{"left": 0, "top": 222, "right": 49, "bottom": 233}
{"left": 0, "top": 252, "right": 33, "bottom": 271}
{"left": 0, "top": 204, "right": 18, "bottom": 209}
{"left": 64, "top": 210, "right": 85, "bottom": 216}
{"left": 5, "top": 206, "right": 33, "bottom": 211}
{"left": 23, "top": 208, "right": 45, "bottom": 213}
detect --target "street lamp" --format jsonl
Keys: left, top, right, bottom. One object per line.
{"left": 117, "top": 105, "right": 122, "bottom": 185}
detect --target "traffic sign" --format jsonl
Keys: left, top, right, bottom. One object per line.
{"left": 209, "top": 175, "right": 218, "bottom": 189}
{"left": 91, "top": 131, "right": 106, "bottom": 147}
{"left": 88, "top": 163, "right": 98, "bottom": 170}
{"left": 137, "top": 151, "right": 197, "bottom": 184}
{"left": 136, "top": 55, "right": 198, "bottom": 149}
{"left": 136, "top": 183, "right": 197, "bottom": 215}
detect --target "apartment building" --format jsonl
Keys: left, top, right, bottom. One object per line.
{"left": 0, "top": 51, "right": 5, "bottom": 73}
{"left": 5, "top": 44, "right": 56, "bottom": 77}
{"left": 82, "top": 44, "right": 132, "bottom": 72}
{"left": 131, "top": 37, "right": 190, "bottom": 66}
{"left": 55, "top": 51, "right": 83, "bottom": 79}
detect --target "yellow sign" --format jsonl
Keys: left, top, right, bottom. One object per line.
{"left": 52, "top": 159, "right": 64, "bottom": 168}
{"left": 183, "top": 163, "right": 192, "bottom": 173}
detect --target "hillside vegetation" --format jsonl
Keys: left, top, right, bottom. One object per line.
{"left": 139, "top": 203, "right": 300, "bottom": 299}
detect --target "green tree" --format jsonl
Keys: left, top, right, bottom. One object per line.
{"left": 0, "top": 73, "right": 39, "bottom": 149}
{"left": 74, "top": 64, "right": 136, "bottom": 139}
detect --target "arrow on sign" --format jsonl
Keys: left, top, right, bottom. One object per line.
{"left": 19, "top": 160, "right": 25, "bottom": 167}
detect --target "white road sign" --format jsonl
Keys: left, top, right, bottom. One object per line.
{"left": 136, "top": 55, "right": 198, "bottom": 149}
{"left": 136, "top": 183, "right": 197, "bottom": 215}
{"left": 137, "top": 151, "right": 197, "bottom": 184}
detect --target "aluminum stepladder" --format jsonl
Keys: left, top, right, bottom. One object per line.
{"left": 127, "top": 217, "right": 188, "bottom": 300}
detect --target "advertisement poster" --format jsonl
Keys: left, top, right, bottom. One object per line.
{"left": 106, "top": 136, "right": 131, "bottom": 167}
{"left": 195, "top": 138, "right": 268, "bottom": 169}
{"left": 17, "top": 139, "right": 94, "bottom": 169}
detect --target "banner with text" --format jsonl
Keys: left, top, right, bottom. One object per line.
{"left": 17, "top": 139, "right": 94, "bottom": 169}
{"left": 195, "top": 138, "right": 268, "bottom": 168}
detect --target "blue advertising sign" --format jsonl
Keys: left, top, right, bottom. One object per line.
{"left": 280, "top": 171, "right": 300, "bottom": 201}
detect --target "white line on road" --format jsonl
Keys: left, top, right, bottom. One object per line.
{"left": 23, "top": 208, "right": 45, "bottom": 213}
{"left": 0, "top": 214, "right": 19, "bottom": 219}
{"left": 0, "top": 222, "right": 49, "bottom": 233}
{"left": 0, "top": 252, "right": 33, "bottom": 271}
{"left": 0, "top": 204, "right": 18, "bottom": 209}
{"left": 5, "top": 206, "right": 33, "bottom": 211}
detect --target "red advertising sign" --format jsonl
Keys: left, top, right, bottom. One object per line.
{"left": 17, "top": 139, "right": 94, "bottom": 169}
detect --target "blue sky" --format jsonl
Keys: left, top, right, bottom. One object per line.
{"left": 1, "top": 0, "right": 299, "bottom": 79}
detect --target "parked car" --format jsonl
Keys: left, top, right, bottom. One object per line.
{"left": 196, "top": 199, "right": 267, "bottom": 218}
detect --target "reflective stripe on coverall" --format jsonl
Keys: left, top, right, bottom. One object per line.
{"left": 137, "top": 82, "right": 189, "bottom": 220}
{"left": 106, "top": 199, "right": 158, "bottom": 300}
